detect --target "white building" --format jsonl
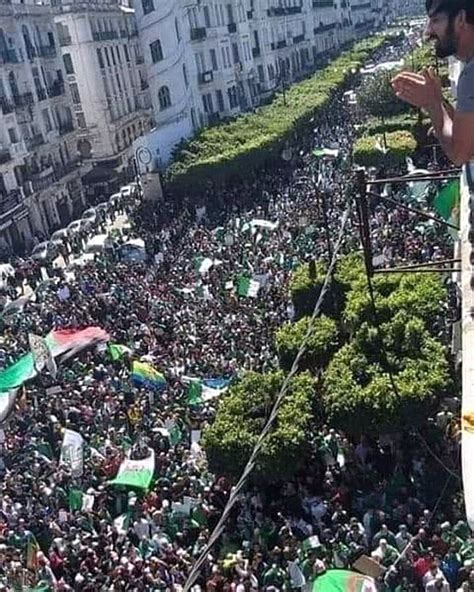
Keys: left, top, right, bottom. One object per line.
{"left": 0, "top": 0, "right": 83, "bottom": 252}
{"left": 136, "top": 0, "right": 400, "bottom": 168}
{"left": 53, "top": 0, "right": 152, "bottom": 200}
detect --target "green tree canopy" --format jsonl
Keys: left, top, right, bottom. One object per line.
{"left": 203, "top": 371, "right": 316, "bottom": 480}
{"left": 357, "top": 71, "right": 410, "bottom": 119}
{"left": 276, "top": 315, "right": 339, "bottom": 372}
{"left": 353, "top": 130, "right": 417, "bottom": 168}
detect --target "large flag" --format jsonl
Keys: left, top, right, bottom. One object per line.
{"left": 433, "top": 180, "right": 460, "bottom": 222}
{"left": 131, "top": 361, "right": 167, "bottom": 390}
{"left": 184, "top": 377, "right": 231, "bottom": 405}
{"left": 237, "top": 276, "right": 260, "bottom": 298}
{"left": 110, "top": 449, "right": 155, "bottom": 491}
{"left": 305, "top": 570, "right": 377, "bottom": 592}
{"left": 60, "top": 429, "right": 84, "bottom": 477}
{"left": 0, "top": 327, "right": 109, "bottom": 393}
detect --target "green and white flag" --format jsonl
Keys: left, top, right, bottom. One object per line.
{"left": 108, "top": 343, "right": 132, "bottom": 361}
{"left": 113, "top": 512, "right": 131, "bottom": 535}
{"left": 68, "top": 488, "right": 94, "bottom": 512}
{"left": 313, "top": 148, "right": 339, "bottom": 158}
{"left": 302, "top": 535, "right": 322, "bottom": 554}
{"left": 237, "top": 276, "right": 260, "bottom": 298}
{"left": 110, "top": 449, "right": 155, "bottom": 491}
{"left": 305, "top": 569, "right": 377, "bottom": 592}
{"left": 186, "top": 380, "right": 203, "bottom": 406}
{"left": 60, "top": 429, "right": 84, "bottom": 477}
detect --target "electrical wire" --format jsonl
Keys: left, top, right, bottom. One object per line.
{"left": 182, "top": 201, "right": 353, "bottom": 591}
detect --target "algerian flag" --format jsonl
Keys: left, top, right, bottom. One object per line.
{"left": 237, "top": 276, "right": 260, "bottom": 298}
{"left": 110, "top": 449, "right": 155, "bottom": 491}
{"left": 108, "top": 343, "right": 132, "bottom": 361}
{"left": 69, "top": 488, "right": 94, "bottom": 512}
{"left": 60, "top": 429, "right": 84, "bottom": 477}
{"left": 186, "top": 380, "right": 203, "bottom": 406}
{"left": 202, "top": 377, "right": 231, "bottom": 401}
{"left": 434, "top": 180, "right": 460, "bottom": 222}
{"left": 31, "top": 440, "right": 54, "bottom": 462}
{"left": 313, "top": 148, "right": 339, "bottom": 158}
{"left": 305, "top": 569, "right": 377, "bottom": 592}
{"left": 250, "top": 219, "right": 279, "bottom": 231}
{"left": 0, "top": 389, "right": 18, "bottom": 423}
{"left": 113, "top": 512, "right": 131, "bottom": 534}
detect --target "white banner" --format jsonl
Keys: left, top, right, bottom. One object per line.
{"left": 60, "top": 429, "right": 84, "bottom": 477}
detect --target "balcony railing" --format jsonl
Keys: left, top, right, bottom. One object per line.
{"left": 312, "top": 0, "right": 334, "bottom": 7}
{"left": 0, "top": 98, "right": 14, "bottom": 115}
{"left": 0, "top": 190, "right": 22, "bottom": 217}
{"left": 271, "top": 40, "right": 287, "bottom": 50}
{"left": 252, "top": 47, "right": 261, "bottom": 58}
{"left": 198, "top": 70, "right": 214, "bottom": 85}
{"left": 190, "top": 27, "right": 207, "bottom": 41}
{"left": 268, "top": 5, "right": 302, "bottom": 16}
{"left": 0, "top": 49, "right": 20, "bottom": 64}
{"left": 0, "top": 149, "right": 11, "bottom": 165}
{"left": 47, "top": 81, "right": 65, "bottom": 98}
{"left": 13, "top": 93, "right": 35, "bottom": 109}
{"left": 37, "top": 45, "right": 57, "bottom": 58}
{"left": 36, "top": 88, "right": 47, "bottom": 102}
{"left": 228, "top": 22, "right": 237, "bottom": 33}
{"left": 92, "top": 30, "right": 119, "bottom": 42}
{"left": 352, "top": 1, "right": 371, "bottom": 9}
{"left": 59, "top": 35, "right": 72, "bottom": 46}
{"left": 314, "top": 22, "right": 337, "bottom": 33}
{"left": 293, "top": 34, "right": 305, "bottom": 44}
{"left": 25, "top": 134, "right": 45, "bottom": 151}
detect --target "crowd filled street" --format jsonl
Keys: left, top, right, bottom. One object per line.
{"left": 0, "top": 37, "right": 466, "bottom": 592}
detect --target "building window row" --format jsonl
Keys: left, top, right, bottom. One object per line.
{"left": 158, "top": 85, "right": 171, "bottom": 111}
{"left": 150, "top": 39, "right": 163, "bottom": 64}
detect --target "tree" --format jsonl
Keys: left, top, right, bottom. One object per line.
{"left": 276, "top": 316, "right": 339, "bottom": 372}
{"left": 357, "top": 71, "right": 410, "bottom": 119}
{"left": 203, "top": 372, "right": 316, "bottom": 480}
{"left": 290, "top": 262, "right": 345, "bottom": 319}
{"left": 322, "top": 314, "right": 451, "bottom": 434}
{"left": 353, "top": 130, "right": 417, "bottom": 169}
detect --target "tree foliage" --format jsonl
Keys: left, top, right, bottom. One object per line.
{"left": 165, "top": 35, "right": 392, "bottom": 188}
{"left": 276, "top": 315, "right": 339, "bottom": 372}
{"left": 353, "top": 130, "right": 417, "bottom": 168}
{"left": 357, "top": 71, "right": 410, "bottom": 118}
{"left": 322, "top": 314, "right": 451, "bottom": 433}
{"left": 203, "top": 372, "right": 316, "bottom": 480}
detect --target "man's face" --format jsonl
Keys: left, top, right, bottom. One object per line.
{"left": 425, "top": 4, "right": 459, "bottom": 57}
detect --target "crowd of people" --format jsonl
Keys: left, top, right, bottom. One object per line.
{"left": 0, "top": 36, "right": 466, "bottom": 592}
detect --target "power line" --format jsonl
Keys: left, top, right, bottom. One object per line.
{"left": 183, "top": 201, "right": 353, "bottom": 592}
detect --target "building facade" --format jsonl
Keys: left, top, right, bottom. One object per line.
{"left": 135, "top": 0, "right": 397, "bottom": 168}
{"left": 0, "top": 0, "right": 83, "bottom": 252}
{"left": 53, "top": 0, "right": 152, "bottom": 201}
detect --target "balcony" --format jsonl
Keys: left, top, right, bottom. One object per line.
{"left": 268, "top": 5, "right": 302, "bottom": 16}
{"left": 47, "top": 81, "right": 65, "bottom": 98}
{"left": 252, "top": 47, "right": 261, "bottom": 58}
{"left": 59, "top": 35, "right": 72, "bottom": 46}
{"left": 0, "top": 190, "right": 22, "bottom": 218}
{"left": 314, "top": 22, "right": 337, "bottom": 33}
{"left": 198, "top": 70, "right": 214, "bottom": 85}
{"left": 190, "top": 27, "right": 207, "bottom": 41}
{"left": 36, "top": 88, "right": 47, "bottom": 102}
{"left": 228, "top": 22, "right": 237, "bottom": 34}
{"left": 271, "top": 40, "right": 287, "bottom": 50}
{"left": 25, "top": 134, "right": 45, "bottom": 151}
{"left": 0, "top": 49, "right": 20, "bottom": 64}
{"left": 312, "top": 0, "right": 334, "bottom": 6}
{"left": 0, "top": 149, "right": 11, "bottom": 165}
{"left": 58, "top": 120, "right": 74, "bottom": 135}
{"left": 13, "top": 93, "right": 34, "bottom": 109}
{"left": 352, "top": 1, "right": 372, "bottom": 9}
{"left": 293, "top": 34, "right": 305, "bottom": 44}
{"left": 37, "top": 45, "right": 57, "bottom": 58}
{"left": 31, "top": 166, "right": 55, "bottom": 192}
{"left": 136, "top": 55, "right": 145, "bottom": 65}
{"left": 247, "top": 9, "right": 254, "bottom": 19}
{"left": 92, "top": 30, "right": 119, "bottom": 42}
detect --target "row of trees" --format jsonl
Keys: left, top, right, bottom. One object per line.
{"left": 165, "top": 34, "right": 395, "bottom": 188}
{"left": 204, "top": 255, "right": 452, "bottom": 480}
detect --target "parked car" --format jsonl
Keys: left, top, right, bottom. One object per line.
{"left": 50, "top": 228, "right": 69, "bottom": 246}
{"left": 31, "top": 241, "right": 58, "bottom": 262}
{"left": 82, "top": 208, "right": 97, "bottom": 223}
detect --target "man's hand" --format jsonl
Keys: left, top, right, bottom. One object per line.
{"left": 391, "top": 69, "right": 443, "bottom": 111}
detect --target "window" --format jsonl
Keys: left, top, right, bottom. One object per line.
{"left": 258, "top": 64, "right": 265, "bottom": 83}
{"left": 216, "top": 89, "right": 224, "bottom": 111}
{"left": 77, "top": 112, "right": 87, "bottom": 128}
{"left": 42, "top": 108, "right": 52, "bottom": 132}
{"left": 142, "top": 0, "right": 154, "bottom": 15}
{"left": 110, "top": 47, "right": 116, "bottom": 66}
{"left": 8, "top": 128, "right": 18, "bottom": 143}
{"left": 228, "top": 86, "right": 238, "bottom": 109}
{"left": 115, "top": 46, "right": 122, "bottom": 64}
{"left": 70, "top": 82, "right": 81, "bottom": 104}
{"left": 123, "top": 45, "right": 130, "bottom": 63}
{"left": 232, "top": 42, "right": 239, "bottom": 64}
{"left": 158, "top": 85, "right": 171, "bottom": 110}
{"left": 221, "top": 46, "right": 231, "bottom": 68}
{"left": 202, "top": 93, "right": 213, "bottom": 114}
{"left": 227, "top": 3, "right": 234, "bottom": 24}
{"left": 194, "top": 52, "right": 205, "bottom": 74}
{"left": 183, "top": 64, "right": 189, "bottom": 88}
{"left": 203, "top": 6, "right": 211, "bottom": 27}
{"left": 150, "top": 39, "right": 163, "bottom": 63}
{"left": 104, "top": 47, "right": 111, "bottom": 67}
{"left": 96, "top": 48, "right": 104, "bottom": 69}
{"left": 210, "top": 48, "right": 218, "bottom": 71}
{"left": 63, "top": 53, "right": 74, "bottom": 75}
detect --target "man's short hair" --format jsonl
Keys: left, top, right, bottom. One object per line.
{"left": 426, "top": 0, "right": 474, "bottom": 23}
